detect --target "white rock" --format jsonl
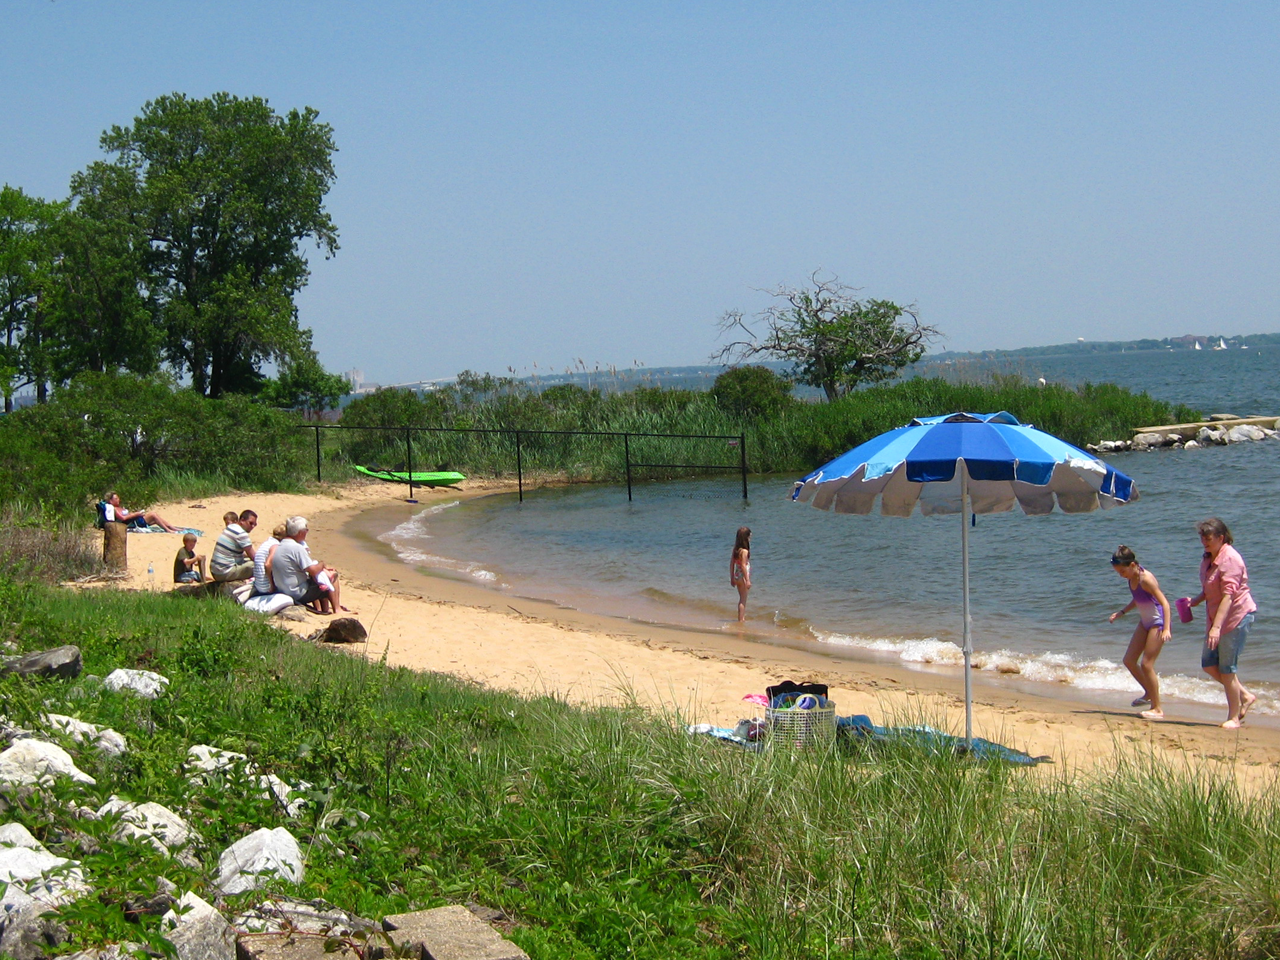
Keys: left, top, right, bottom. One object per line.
{"left": 98, "top": 798, "right": 195, "bottom": 857}
{"left": 0, "top": 825, "right": 43, "bottom": 851}
{"left": 0, "top": 841, "right": 89, "bottom": 906}
{"left": 1197, "top": 426, "right": 1227, "bottom": 445}
{"left": 103, "top": 669, "right": 169, "bottom": 699}
{"left": 42, "top": 714, "right": 128, "bottom": 757}
{"left": 1226, "top": 424, "right": 1266, "bottom": 443}
{"left": 161, "top": 892, "right": 235, "bottom": 960}
{"left": 256, "top": 773, "right": 310, "bottom": 818}
{"left": 187, "top": 746, "right": 306, "bottom": 816}
{"left": 186, "top": 744, "right": 249, "bottom": 776}
{"left": 1133, "top": 432, "right": 1167, "bottom": 448}
{"left": 216, "top": 827, "right": 304, "bottom": 895}
{"left": 1184, "top": 439, "right": 1201, "bottom": 449}
{"left": 0, "top": 739, "right": 95, "bottom": 786}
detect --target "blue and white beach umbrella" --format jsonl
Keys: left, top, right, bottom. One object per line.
{"left": 792, "top": 411, "right": 1139, "bottom": 740}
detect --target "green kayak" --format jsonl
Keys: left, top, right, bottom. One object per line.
{"left": 354, "top": 465, "right": 467, "bottom": 486}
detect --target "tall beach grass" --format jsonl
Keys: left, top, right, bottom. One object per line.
{"left": 8, "top": 579, "right": 1277, "bottom": 959}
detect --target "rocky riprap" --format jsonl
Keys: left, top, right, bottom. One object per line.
{"left": 0, "top": 642, "right": 527, "bottom": 960}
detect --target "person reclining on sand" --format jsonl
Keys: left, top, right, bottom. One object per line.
{"left": 252, "top": 523, "right": 287, "bottom": 596}
{"left": 271, "top": 516, "right": 347, "bottom": 614}
{"left": 173, "top": 533, "right": 208, "bottom": 583}
{"left": 210, "top": 509, "right": 258, "bottom": 582}
{"left": 103, "top": 491, "right": 180, "bottom": 533}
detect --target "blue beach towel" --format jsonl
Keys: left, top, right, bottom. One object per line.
{"left": 687, "top": 717, "right": 1051, "bottom": 765}
{"left": 838, "top": 715, "right": 1051, "bottom": 765}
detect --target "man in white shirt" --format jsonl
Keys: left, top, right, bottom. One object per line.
{"left": 272, "top": 516, "right": 344, "bottom": 613}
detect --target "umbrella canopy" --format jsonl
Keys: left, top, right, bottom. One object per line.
{"left": 792, "top": 411, "right": 1139, "bottom": 741}
{"left": 792, "top": 411, "right": 1137, "bottom": 516}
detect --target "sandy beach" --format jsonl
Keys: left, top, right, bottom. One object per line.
{"left": 99, "top": 481, "right": 1280, "bottom": 786}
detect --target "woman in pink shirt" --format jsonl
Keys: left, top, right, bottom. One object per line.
{"left": 1188, "top": 518, "right": 1258, "bottom": 728}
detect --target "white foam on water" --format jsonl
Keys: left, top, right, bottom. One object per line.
{"left": 379, "top": 502, "right": 501, "bottom": 584}
{"left": 810, "top": 629, "right": 1278, "bottom": 715}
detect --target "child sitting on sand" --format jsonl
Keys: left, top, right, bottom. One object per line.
{"left": 1108, "top": 545, "right": 1172, "bottom": 720}
{"left": 173, "top": 534, "right": 208, "bottom": 584}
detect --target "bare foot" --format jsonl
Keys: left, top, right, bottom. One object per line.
{"left": 1221, "top": 718, "right": 1243, "bottom": 729}
{"left": 1240, "top": 692, "right": 1258, "bottom": 720}
{"left": 1140, "top": 709, "right": 1164, "bottom": 720}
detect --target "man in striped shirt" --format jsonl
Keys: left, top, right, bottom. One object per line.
{"left": 210, "top": 509, "right": 258, "bottom": 582}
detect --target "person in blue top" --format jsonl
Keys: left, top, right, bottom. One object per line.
{"left": 1108, "top": 545, "right": 1173, "bottom": 720}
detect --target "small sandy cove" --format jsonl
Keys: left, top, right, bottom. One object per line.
{"left": 96, "top": 482, "right": 1280, "bottom": 787}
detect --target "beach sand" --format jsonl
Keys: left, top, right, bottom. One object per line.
{"left": 100, "top": 482, "right": 1280, "bottom": 786}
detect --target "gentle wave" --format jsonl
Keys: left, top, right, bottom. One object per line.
{"left": 810, "top": 629, "right": 1279, "bottom": 715}
{"left": 378, "top": 502, "right": 501, "bottom": 584}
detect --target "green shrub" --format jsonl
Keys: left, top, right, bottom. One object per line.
{"left": 0, "top": 372, "right": 308, "bottom": 518}
{"left": 710, "top": 366, "right": 794, "bottom": 420}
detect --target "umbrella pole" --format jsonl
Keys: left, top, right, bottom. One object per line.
{"left": 961, "top": 467, "right": 973, "bottom": 744}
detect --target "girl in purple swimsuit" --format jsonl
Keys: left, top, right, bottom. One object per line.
{"left": 1108, "top": 545, "right": 1173, "bottom": 719}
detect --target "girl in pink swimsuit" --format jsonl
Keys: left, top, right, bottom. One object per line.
{"left": 730, "top": 527, "right": 751, "bottom": 623}
{"left": 1108, "top": 545, "right": 1173, "bottom": 720}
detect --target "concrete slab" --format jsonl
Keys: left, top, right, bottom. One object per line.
{"left": 382, "top": 906, "right": 528, "bottom": 960}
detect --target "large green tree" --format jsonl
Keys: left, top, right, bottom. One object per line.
{"left": 0, "top": 186, "right": 60, "bottom": 410}
{"left": 43, "top": 162, "right": 159, "bottom": 385}
{"left": 87, "top": 92, "right": 339, "bottom": 397}
{"left": 715, "top": 273, "right": 940, "bottom": 401}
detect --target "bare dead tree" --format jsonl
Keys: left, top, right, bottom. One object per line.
{"left": 714, "top": 272, "right": 940, "bottom": 401}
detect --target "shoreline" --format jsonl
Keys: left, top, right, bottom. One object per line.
{"left": 108, "top": 481, "right": 1280, "bottom": 785}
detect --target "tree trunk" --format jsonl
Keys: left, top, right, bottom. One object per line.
{"left": 103, "top": 520, "right": 128, "bottom": 573}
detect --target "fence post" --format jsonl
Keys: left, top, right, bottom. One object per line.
{"left": 516, "top": 431, "right": 523, "bottom": 503}
{"left": 624, "top": 434, "right": 632, "bottom": 502}
{"left": 405, "top": 428, "right": 416, "bottom": 502}
{"left": 314, "top": 426, "right": 322, "bottom": 483}
{"left": 739, "top": 434, "right": 748, "bottom": 499}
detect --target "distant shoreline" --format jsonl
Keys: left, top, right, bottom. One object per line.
{"left": 926, "top": 332, "right": 1280, "bottom": 363}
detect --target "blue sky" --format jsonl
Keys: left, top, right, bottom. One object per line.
{"left": 4, "top": 3, "right": 1278, "bottom": 383}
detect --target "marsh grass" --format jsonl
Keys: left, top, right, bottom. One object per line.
{"left": 5, "top": 580, "right": 1278, "bottom": 958}
{"left": 327, "top": 376, "right": 1200, "bottom": 488}
{"left": 0, "top": 503, "right": 104, "bottom": 583}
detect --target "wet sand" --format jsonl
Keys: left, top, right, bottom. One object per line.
{"left": 105, "top": 481, "right": 1280, "bottom": 787}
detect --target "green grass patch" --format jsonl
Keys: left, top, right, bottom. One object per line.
{"left": 4, "top": 581, "right": 1278, "bottom": 959}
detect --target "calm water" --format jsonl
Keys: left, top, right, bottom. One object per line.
{"left": 380, "top": 348, "right": 1280, "bottom": 715}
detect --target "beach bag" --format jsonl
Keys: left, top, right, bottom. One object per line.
{"left": 94, "top": 501, "right": 108, "bottom": 530}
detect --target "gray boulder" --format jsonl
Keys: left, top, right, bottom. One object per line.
{"left": 216, "top": 827, "right": 303, "bottom": 895}
{"left": 1184, "top": 439, "right": 1201, "bottom": 449}
{"left": 1226, "top": 424, "right": 1267, "bottom": 443}
{"left": 1197, "top": 426, "right": 1227, "bottom": 445}
{"left": 0, "top": 739, "right": 96, "bottom": 787}
{"left": 103, "top": 668, "right": 169, "bottom": 699}
{"left": 0, "top": 887, "right": 70, "bottom": 960}
{"left": 161, "top": 892, "right": 235, "bottom": 960}
{"left": 1132, "top": 432, "right": 1172, "bottom": 449}
{"left": 1207, "top": 413, "right": 1240, "bottom": 421}
{"left": 0, "top": 646, "right": 82, "bottom": 681}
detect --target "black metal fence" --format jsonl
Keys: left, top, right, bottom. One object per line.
{"left": 300, "top": 424, "right": 748, "bottom": 502}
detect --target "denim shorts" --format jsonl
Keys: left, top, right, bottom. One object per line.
{"left": 1202, "top": 612, "right": 1255, "bottom": 674}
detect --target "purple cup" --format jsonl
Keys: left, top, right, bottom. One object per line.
{"left": 1176, "top": 597, "right": 1193, "bottom": 623}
